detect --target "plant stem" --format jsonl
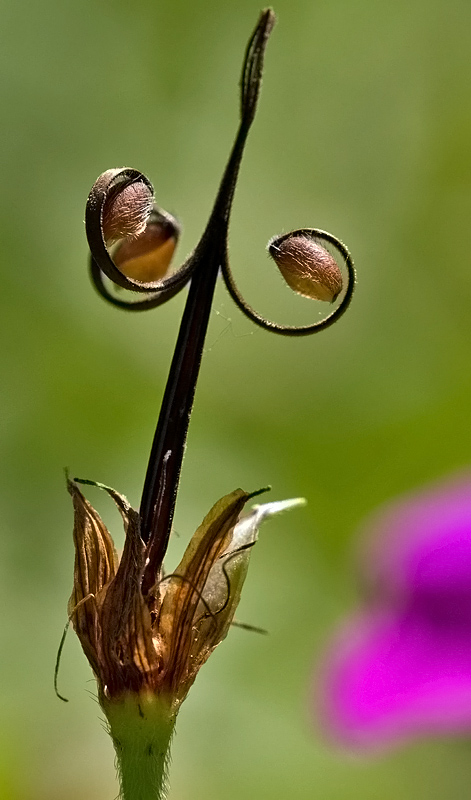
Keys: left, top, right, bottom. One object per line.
{"left": 104, "top": 693, "right": 176, "bottom": 800}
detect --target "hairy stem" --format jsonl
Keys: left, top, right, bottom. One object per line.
{"left": 105, "top": 694, "right": 176, "bottom": 800}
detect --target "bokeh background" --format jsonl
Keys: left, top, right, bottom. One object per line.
{"left": 2, "top": 0, "right": 471, "bottom": 797}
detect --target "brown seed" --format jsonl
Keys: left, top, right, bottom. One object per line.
{"left": 113, "top": 223, "right": 178, "bottom": 283}
{"left": 102, "top": 181, "right": 154, "bottom": 244}
{"left": 269, "top": 235, "right": 343, "bottom": 302}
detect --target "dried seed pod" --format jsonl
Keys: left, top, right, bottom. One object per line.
{"left": 112, "top": 216, "right": 179, "bottom": 283}
{"left": 269, "top": 233, "right": 343, "bottom": 302}
{"left": 98, "top": 173, "right": 180, "bottom": 283}
{"left": 102, "top": 180, "right": 154, "bottom": 244}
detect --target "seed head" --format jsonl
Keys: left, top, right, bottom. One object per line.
{"left": 113, "top": 219, "right": 179, "bottom": 283}
{"left": 102, "top": 180, "right": 154, "bottom": 244}
{"left": 269, "top": 233, "right": 343, "bottom": 302}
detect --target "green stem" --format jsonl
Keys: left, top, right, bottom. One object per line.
{"left": 104, "top": 694, "right": 177, "bottom": 800}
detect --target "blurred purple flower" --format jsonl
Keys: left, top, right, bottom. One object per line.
{"left": 319, "top": 474, "right": 471, "bottom": 749}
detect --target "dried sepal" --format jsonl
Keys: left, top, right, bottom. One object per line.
{"left": 68, "top": 478, "right": 158, "bottom": 697}
{"left": 67, "top": 479, "right": 119, "bottom": 675}
{"left": 158, "top": 489, "right": 249, "bottom": 700}
{"left": 93, "top": 483, "right": 159, "bottom": 697}
{"left": 158, "top": 491, "right": 306, "bottom": 704}
{"left": 198, "top": 496, "right": 307, "bottom": 644}
{"left": 69, "top": 476, "right": 304, "bottom": 710}
{"left": 269, "top": 232, "right": 343, "bottom": 302}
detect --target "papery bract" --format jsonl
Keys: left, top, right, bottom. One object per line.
{"left": 69, "top": 477, "right": 304, "bottom": 710}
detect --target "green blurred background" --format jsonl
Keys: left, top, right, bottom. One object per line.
{"left": 2, "top": 0, "right": 471, "bottom": 797}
